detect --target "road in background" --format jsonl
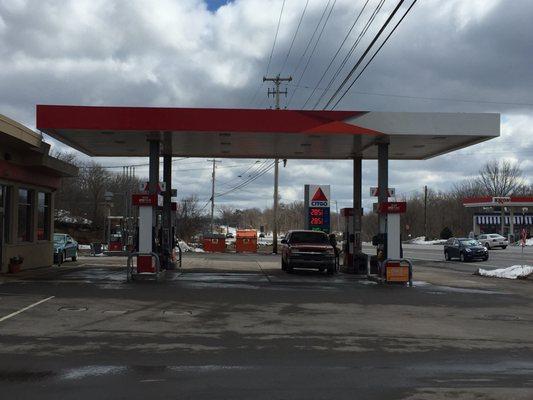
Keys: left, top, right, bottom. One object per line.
{"left": 363, "top": 244, "right": 533, "bottom": 271}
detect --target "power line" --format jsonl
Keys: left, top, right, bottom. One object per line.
{"left": 249, "top": 0, "right": 286, "bottom": 107}
{"left": 218, "top": 160, "right": 263, "bottom": 188}
{"left": 265, "top": 0, "right": 286, "bottom": 78}
{"left": 331, "top": 0, "right": 418, "bottom": 109}
{"left": 216, "top": 160, "right": 275, "bottom": 198}
{"left": 286, "top": 0, "right": 332, "bottom": 93}
{"left": 324, "top": 0, "right": 407, "bottom": 109}
{"left": 215, "top": 160, "right": 276, "bottom": 198}
{"left": 301, "top": 0, "right": 370, "bottom": 109}
{"left": 313, "top": 0, "right": 386, "bottom": 109}
{"left": 279, "top": 0, "right": 309, "bottom": 75}
{"left": 287, "top": 0, "right": 337, "bottom": 108}
{"left": 289, "top": 82, "right": 533, "bottom": 109}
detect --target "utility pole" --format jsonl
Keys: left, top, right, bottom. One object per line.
{"left": 424, "top": 185, "right": 428, "bottom": 240}
{"left": 263, "top": 75, "right": 291, "bottom": 254}
{"left": 263, "top": 75, "right": 292, "bottom": 110}
{"left": 208, "top": 159, "right": 220, "bottom": 233}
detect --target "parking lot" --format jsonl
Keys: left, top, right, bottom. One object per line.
{"left": 1, "top": 252, "right": 533, "bottom": 399}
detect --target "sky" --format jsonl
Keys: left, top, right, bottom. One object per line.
{"left": 0, "top": 0, "right": 532, "bottom": 213}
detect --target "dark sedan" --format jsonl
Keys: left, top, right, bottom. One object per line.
{"left": 444, "top": 237, "right": 488, "bottom": 262}
{"left": 281, "top": 230, "right": 336, "bottom": 274}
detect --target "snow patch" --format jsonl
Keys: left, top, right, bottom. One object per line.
{"left": 477, "top": 265, "right": 533, "bottom": 279}
{"left": 55, "top": 209, "right": 92, "bottom": 225}
{"left": 408, "top": 236, "right": 447, "bottom": 245}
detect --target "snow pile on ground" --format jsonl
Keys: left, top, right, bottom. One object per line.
{"left": 476, "top": 265, "right": 533, "bottom": 279}
{"left": 526, "top": 238, "right": 533, "bottom": 246}
{"left": 54, "top": 209, "right": 92, "bottom": 226}
{"left": 176, "top": 241, "right": 204, "bottom": 253}
{"left": 407, "top": 236, "right": 447, "bottom": 245}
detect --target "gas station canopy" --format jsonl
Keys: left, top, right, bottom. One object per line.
{"left": 36, "top": 105, "right": 499, "bottom": 159}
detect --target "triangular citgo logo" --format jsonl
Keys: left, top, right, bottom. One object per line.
{"left": 312, "top": 188, "right": 328, "bottom": 202}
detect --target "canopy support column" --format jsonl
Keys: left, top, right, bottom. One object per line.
{"left": 148, "top": 138, "right": 160, "bottom": 253}
{"left": 353, "top": 156, "right": 363, "bottom": 273}
{"left": 378, "top": 142, "right": 389, "bottom": 258}
{"left": 162, "top": 153, "right": 173, "bottom": 268}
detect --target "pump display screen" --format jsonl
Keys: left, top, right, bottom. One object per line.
{"left": 308, "top": 207, "right": 330, "bottom": 233}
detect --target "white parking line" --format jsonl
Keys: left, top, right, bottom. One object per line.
{"left": 0, "top": 296, "right": 55, "bottom": 322}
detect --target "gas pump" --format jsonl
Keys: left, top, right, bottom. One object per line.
{"left": 340, "top": 208, "right": 367, "bottom": 274}
{"left": 372, "top": 201, "right": 412, "bottom": 286}
{"left": 105, "top": 216, "right": 127, "bottom": 254}
{"left": 127, "top": 192, "right": 164, "bottom": 281}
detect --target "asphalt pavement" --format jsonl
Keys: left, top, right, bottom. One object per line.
{"left": 0, "top": 252, "right": 532, "bottom": 399}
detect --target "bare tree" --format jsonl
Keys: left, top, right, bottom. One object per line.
{"left": 476, "top": 160, "right": 525, "bottom": 197}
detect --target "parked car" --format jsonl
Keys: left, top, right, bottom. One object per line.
{"left": 281, "top": 230, "right": 336, "bottom": 274}
{"left": 53, "top": 233, "right": 78, "bottom": 264}
{"left": 477, "top": 233, "right": 508, "bottom": 249}
{"left": 444, "top": 237, "right": 488, "bottom": 262}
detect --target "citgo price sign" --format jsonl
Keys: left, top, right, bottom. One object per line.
{"left": 304, "top": 184, "right": 331, "bottom": 233}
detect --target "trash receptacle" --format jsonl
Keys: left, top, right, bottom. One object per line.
{"left": 91, "top": 242, "right": 103, "bottom": 256}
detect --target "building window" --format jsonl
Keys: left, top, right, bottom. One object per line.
{"left": 18, "top": 188, "right": 33, "bottom": 242}
{"left": 37, "top": 192, "right": 50, "bottom": 241}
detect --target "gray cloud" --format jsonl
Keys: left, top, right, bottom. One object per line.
{"left": 0, "top": 0, "right": 531, "bottom": 213}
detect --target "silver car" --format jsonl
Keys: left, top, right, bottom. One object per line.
{"left": 477, "top": 233, "right": 508, "bottom": 249}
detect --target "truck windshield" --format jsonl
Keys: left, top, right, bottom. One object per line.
{"left": 290, "top": 232, "right": 329, "bottom": 244}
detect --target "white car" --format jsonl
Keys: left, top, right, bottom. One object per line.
{"left": 477, "top": 234, "right": 508, "bottom": 250}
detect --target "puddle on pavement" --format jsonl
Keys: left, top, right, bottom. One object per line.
{"left": 102, "top": 310, "right": 130, "bottom": 315}
{"left": 58, "top": 306, "right": 88, "bottom": 312}
{"left": 162, "top": 310, "right": 194, "bottom": 316}
{"left": 0, "top": 370, "right": 55, "bottom": 382}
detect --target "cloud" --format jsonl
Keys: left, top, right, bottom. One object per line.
{"left": 0, "top": 0, "right": 531, "bottom": 214}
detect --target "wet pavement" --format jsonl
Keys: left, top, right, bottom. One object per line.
{"left": 1, "top": 253, "right": 532, "bottom": 399}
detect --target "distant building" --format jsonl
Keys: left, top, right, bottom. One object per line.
{"left": 0, "top": 114, "right": 77, "bottom": 272}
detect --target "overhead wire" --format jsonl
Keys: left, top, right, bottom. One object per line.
{"left": 323, "top": 0, "right": 407, "bottom": 109}
{"left": 301, "top": 0, "right": 370, "bottom": 109}
{"left": 215, "top": 160, "right": 276, "bottom": 198}
{"left": 279, "top": 0, "right": 310, "bottom": 75}
{"left": 285, "top": 0, "right": 332, "bottom": 102}
{"left": 287, "top": 0, "right": 337, "bottom": 108}
{"left": 331, "top": 0, "right": 418, "bottom": 109}
{"left": 249, "top": 0, "right": 286, "bottom": 107}
{"left": 216, "top": 160, "right": 274, "bottom": 197}
{"left": 313, "top": 0, "right": 386, "bottom": 109}
{"left": 218, "top": 160, "right": 265, "bottom": 187}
